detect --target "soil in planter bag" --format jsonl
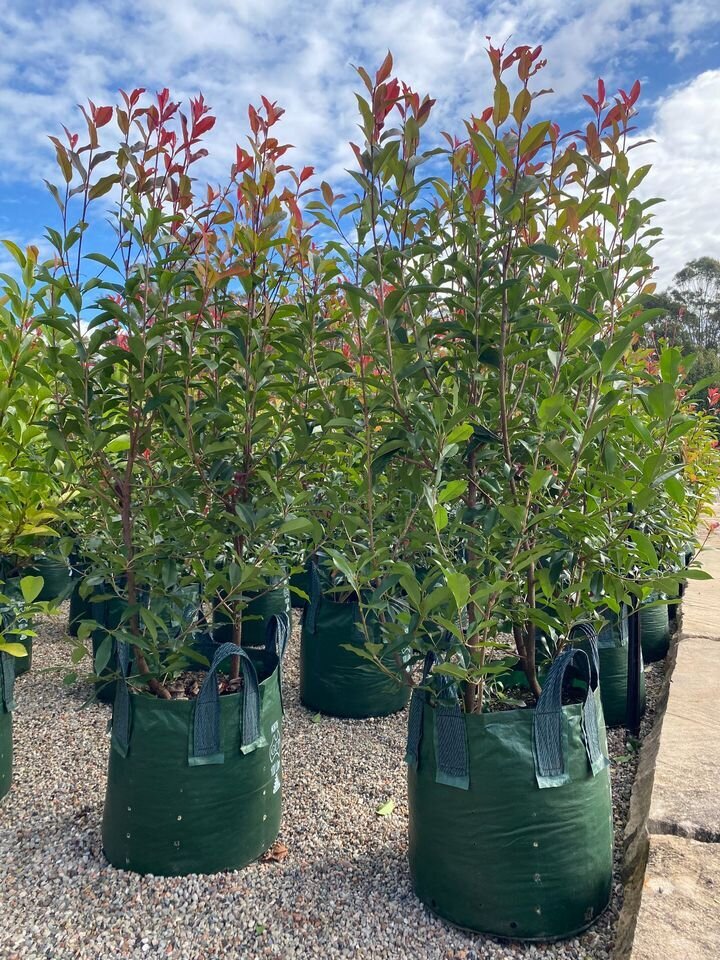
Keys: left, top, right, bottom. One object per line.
{"left": 102, "top": 613, "right": 289, "bottom": 876}
{"left": 640, "top": 598, "right": 670, "bottom": 663}
{"left": 90, "top": 585, "right": 204, "bottom": 703}
{"left": 300, "top": 564, "right": 410, "bottom": 719}
{"left": 405, "top": 643, "right": 612, "bottom": 941}
{"left": 0, "top": 652, "right": 15, "bottom": 801}
{"left": 213, "top": 583, "right": 291, "bottom": 646}
{"left": 582, "top": 611, "right": 646, "bottom": 728}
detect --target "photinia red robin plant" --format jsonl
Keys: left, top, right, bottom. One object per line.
{"left": 36, "top": 87, "right": 324, "bottom": 695}
{"left": 310, "top": 46, "right": 716, "bottom": 712}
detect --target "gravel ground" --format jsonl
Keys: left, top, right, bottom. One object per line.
{"left": 0, "top": 610, "right": 667, "bottom": 960}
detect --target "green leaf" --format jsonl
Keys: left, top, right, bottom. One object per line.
{"left": 538, "top": 395, "right": 565, "bottom": 422}
{"left": 106, "top": 434, "right": 131, "bottom": 454}
{"left": 446, "top": 423, "right": 474, "bottom": 444}
{"left": 647, "top": 382, "right": 677, "bottom": 420}
{"left": 519, "top": 121, "right": 550, "bottom": 157}
{"left": 627, "top": 529, "right": 658, "bottom": 571}
{"left": 446, "top": 571, "right": 470, "bottom": 611}
{"left": 439, "top": 480, "right": 467, "bottom": 503}
{"left": 493, "top": 82, "right": 510, "bottom": 124}
{"left": 20, "top": 575, "right": 44, "bottom": 603}
{"left": 529, "top": 469, "right": 553, "bottom": 493}
{"left": 278, "top": 517, "right": 313, "bottom": 536}
{"left": 601, "top": 335, "right": 631, "bottom": 375}
{"left": 433, "top": 503, "right": 449, "bottom": 530}
{"left": 663, "top": 475, "right": 685, "bottom": 505}
{"left": 659, "top": 347, "right": 682, "bottom": 385}
{"left": 432, "top": 662, "right": 468, "bottom": 681}
{"left": 376, "top": 799, "right": 395, "bottom": 817}
{"left": 0, "top": 642, "right": 29, "bottom": 658}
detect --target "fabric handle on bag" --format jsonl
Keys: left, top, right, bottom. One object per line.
{"left": 405, "top": 649, "right": 470, "bottom": 791}
{"left": 0, "top": 652, "right": 15, "bottom": 713}
{"left": 532, "top": 635, "right": 607, "bottom": 789}
{"left": 190, "top": 641, "right": 264, "bottom": 766}
{"left": 264, "top": 612, "right": 290, "bottom": 713}
{"left": 110, "top": 640, "right": 132, "bottom": 757}
{"left": 405, "top": 651, "right": 435, "bottom": 768}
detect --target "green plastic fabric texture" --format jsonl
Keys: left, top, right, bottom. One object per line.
{"left": 68, "top": 579, "right": 91, "bottom": 638}
{"left": 289, "top": 570, "right": 310, "bottom": 609}
{"left": 213, "top": 585, "right": 291, "bottom": 646}
{"left": 28, "top": 557, "right": 73, "bottom": 602}
{"left": 583, "top": 610, "right": 646, "bottom": 728}
{"left": 0, "top": 711, "right": 10, "bottom": 802}
{"left": 640, "top": 602, "right": 670, "bottom": 663}
{"left": 300, "top": 597, "right": 410, "bottom": 718}
{"left": 13, "top": 636, "right": 32, "bottom": 677}
{"left": 407, "top": 695, "right": 613, "bottom": 941}
{"left": 91, "top": 594, "right": 127, "bottom": 703}
{"left": 101, "top": 647, "right": 283, "bottom": 876}
{"left": 0, "top": 653, "right": 13, "bottom": 801}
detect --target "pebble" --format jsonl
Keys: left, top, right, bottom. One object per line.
{"left": 0, "top": 608, "right": 667, "bottom": 959}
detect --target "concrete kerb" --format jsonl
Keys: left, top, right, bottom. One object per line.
{"left": 614, "top": 525, "right": 720, "bottom": 960}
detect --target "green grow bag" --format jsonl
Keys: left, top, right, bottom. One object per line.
{"left": 90, "top": 592, "right": 128, "bottom": 703}
{"left": 13, "top": 636, "right": 32, "bottom": 678}
{"left": 213, "top": 584, "right": 291, "bottom": 646}
{"left": 68, "top": 576, "right": 92, "bottom": 638}
{"left": 28, "top": 557, "right": 73, "bottom": 602}
{"left": 300, "top": 573, "right": 409, "bottom": 718}
{"left": 289, "top": 569, "right": 310, "bottom": 609}
{"left": 640, "top": 600, "right": 670, "bottom": 663}
{"left": 406, "top": 646, "right": 612, "bottom": 941}
{"left": 0, "top": 653, "right": 15, "bottom": 801}
{"left": 102, "top": 616, "right": 289, "bottom": 876}
{"left": 591, "top": 609, "right": 646, "bottom": 728}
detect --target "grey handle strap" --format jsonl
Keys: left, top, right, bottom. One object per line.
{"left": 0, "top": 652, "right": 15, "bottom": 713}
{"left": 568, "top": 621, "right": 601, "bottom": 683}
{"left": 190, "top": 642, "right": 264, "bottom": 766}
{"left": 265, "top": 612, "right": 290, "bottom": 714}
{"left": 110, "top": 640, "right": 132, "bottom": 757}
{"left": 405, "top": 651, "right": 470, "bottom": 791}
{"left": 405, "top": 651, "right": 435, "bottom": 768}
{"left": 264, "top": 612, "right": 290, "bottom": 663}
{"left": 532, "top": 642, "right": 607, "bottom": 789}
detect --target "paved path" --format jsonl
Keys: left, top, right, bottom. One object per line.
{"left": 627, "top": 522, "right": 720, "bottom": 959}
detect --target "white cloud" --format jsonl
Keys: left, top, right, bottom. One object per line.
{"left": 636, "top": 70, "right": 720, "bottom": 287}
{"left": 0, "top": 0, "right": 718, "bottom": 284}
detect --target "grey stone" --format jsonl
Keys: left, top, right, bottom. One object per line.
{"left": 648, "top": 635, "right": 720, "bottom": 842}
{"left": 630, "top": 835, "right": 720, "bottom": 960}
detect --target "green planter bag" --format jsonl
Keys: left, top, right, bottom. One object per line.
{"left": 89, "top": 590, "right": 129, "bottom": 703}
{"left": 0, "top": 653, "right": 15, "bottom": 801}
{"left": 102, "top": 614, "right": 289, "bottom": 876}
{"left": 68, "top": 570, "right": 91, "bottom": 638}
{"left": 406, "top": 644, "right": 612, "bottom": 941}
{"left": 640, "top": 599, "right": 670, "bottom": 663}
{"left": 289, "top": 568, "right": 310, "bottom": 609}
{"left": 300, "top": 565, "right": 410, "bottom": 719}
{"left": 213, "top": 583, "right": 291, "bottom": 646}
{"left": 13, "top": 636, "right": 32, "bottom": 678}
{"left": 28, "top": 556, "right": 73, "bottom": 603}
{"left": 588, "top": 609, "right": 646, "bottom": 728}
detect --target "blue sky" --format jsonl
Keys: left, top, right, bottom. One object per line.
{"left": 1, "top": 0, "right": 719, "bottom": 286}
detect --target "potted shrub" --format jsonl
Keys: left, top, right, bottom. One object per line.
{"left": 1, "top": 247, "right": 67, "bottom": 675}
{"left": 300, "top": 554, "right": 410, "bottom": 718}
{"left": 315, "top": 48, "right": 712, "bottom": 940}
{"left": 38, "top": 88, "right": 318, "bottom": 874}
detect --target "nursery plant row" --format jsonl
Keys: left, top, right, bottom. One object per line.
{"left": 1, "top": 42, "right": 718, "bottom": 943}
